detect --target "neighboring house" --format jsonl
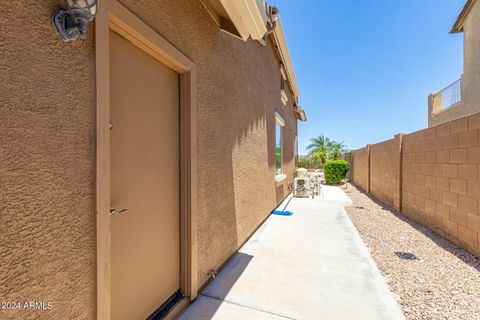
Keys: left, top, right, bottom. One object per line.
{"left": 1, "top": 1, "right": 306, "bottom": 319}
{"left": 428, "top": 0, "right": 479, "bottom": 127}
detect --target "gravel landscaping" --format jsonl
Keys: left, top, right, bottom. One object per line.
{"left": 343, "top": 183, "right": 480, "bottom": 320}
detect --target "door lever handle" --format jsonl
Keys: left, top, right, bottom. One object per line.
{"left": 110, "top": 208, "right": 128, "bottom": 215}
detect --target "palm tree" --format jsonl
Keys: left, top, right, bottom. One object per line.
{"left": 307, "top": 135, "right": 330, "bottom": 167}
{"left": 328, "top": 141, "right": 347, "bottom": 160}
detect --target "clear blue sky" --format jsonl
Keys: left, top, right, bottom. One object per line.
{"left": 271, "top": 0, "right": 465, "bottom": 154}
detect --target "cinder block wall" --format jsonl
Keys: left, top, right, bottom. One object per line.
{"left": 348, "top": 113, "right": 480, "bottom": 258}
{"left": 402, "top": 116, "right": 479, "bottom": 256}
{"left": 369, "top": 135, "right": 402, "bottom": 210}
{"left": 342, "top": 152, "right": 353, "bottom": 179}
{"left": 352, "top": 147, "right": 369, "bottom": 192}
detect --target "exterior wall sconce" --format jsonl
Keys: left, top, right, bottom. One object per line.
{"left": 52, "top": 0, "right": 99, "bottom": 42}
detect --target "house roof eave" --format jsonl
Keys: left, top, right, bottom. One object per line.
{"left": 273, "top": 17, "right": 300, "bottom": 99}
{"left": 200, "top": 0, "right": 301, "bottom": 101}
{"left": 294, "top": 106, "right": 307, "bottom": 122}
{"left": 451, "top": 0, "right": 476, "bottom": 33}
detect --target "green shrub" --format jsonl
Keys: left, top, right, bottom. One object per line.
{"left": 324, "top": 160, "right": 350, "bottom": 184}
{"left": 298, "top": 159, "right": 309, "bottom": 169}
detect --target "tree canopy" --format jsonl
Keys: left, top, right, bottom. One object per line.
{"left": 306, "top": 135, "right": 347, "bottom": 168}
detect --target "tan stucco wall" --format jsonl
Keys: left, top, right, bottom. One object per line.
{"left": 1, "top": 1, "right": 298, "bottom": 317}
{"left": 116, "top": 0, "right": 297, "bottom": 287}
{"left": 462, "top": 0, "right": 480, "bottom": 111}
{"left": 1, "top": 1, "right": 96, "bottom": 319}
{"left": 428, "top": 1, "right": 480, "bottom": 127}
{"left": 429, "top": 100, "right": 468, "bottom": 127}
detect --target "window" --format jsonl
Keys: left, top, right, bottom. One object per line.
{"left": 280, "top": 67, "right": 288, "bottom": 105}
{"left": 275, "top": 112, "right": 285, "bottom": 180}
{"left": 276, "top": 123, "right": 282, "bottom": 174}
{"left": 280, "top": 77, "right": 288, "bottom": 105}
{"left": 294, "top": 134, "right": 298, "bottom": 161}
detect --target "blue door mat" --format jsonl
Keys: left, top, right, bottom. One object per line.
{"left": 272, "top": 210, "right": 294, "bottom": 216}
{"left": 272, "top": 196, "right": 294, "bottom": 216}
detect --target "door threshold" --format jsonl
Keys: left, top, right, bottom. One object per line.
{"left": 147, "top": 290, "right": 190, "bottom": 320}
{"left": 163, "top": 298, "right": 190, "bottom": 320}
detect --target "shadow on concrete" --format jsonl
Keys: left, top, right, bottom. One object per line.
{"left": 179, "top": 252, "right": 254, "bottom": 320}
{"left": 201, "top": 252, "right": 254, "bottom": 299}
{"left": 347, "top": 183, "right": 480, "bottom": 273}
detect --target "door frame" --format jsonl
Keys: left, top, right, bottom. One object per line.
{"left": 95, "top": 1, "right": 198, "bottom": 319}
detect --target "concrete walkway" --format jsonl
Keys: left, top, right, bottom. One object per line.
{"left": 179, "top": 185, "right": 405, "bottom": 320}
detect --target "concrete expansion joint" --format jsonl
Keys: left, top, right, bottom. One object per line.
{"left": 179, "top": 186, "right": 403, "bottom": 319}
{"left": 198, "top": 293, "right": 298, "bottom": 320}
